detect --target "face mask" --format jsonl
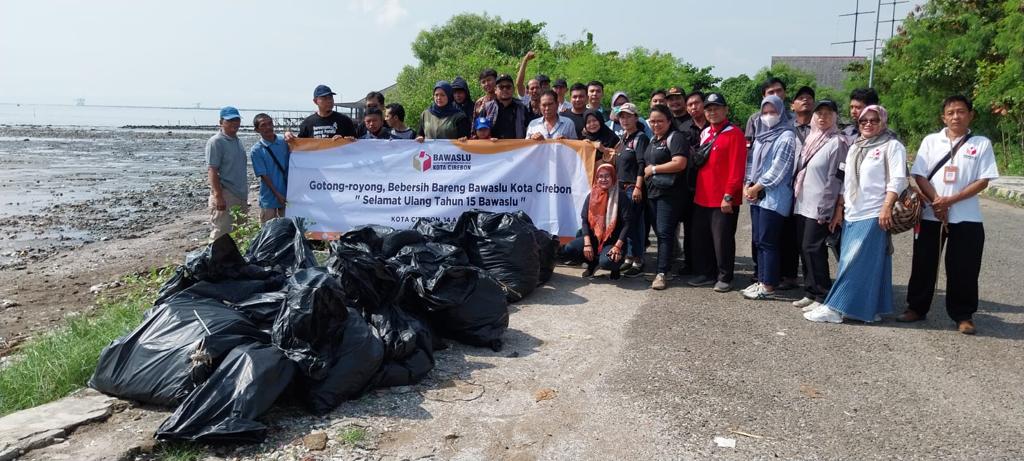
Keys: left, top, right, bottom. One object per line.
{"left": 760, "top": 114, "right": 781, "bottom": 128}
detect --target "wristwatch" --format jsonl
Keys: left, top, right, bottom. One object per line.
{"left": 723, "top": 194, "right": 733, "bottom": 203}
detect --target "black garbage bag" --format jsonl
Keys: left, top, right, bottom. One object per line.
{"left": 413, "top": 217, "right": 467, "bottom": 247}
{"left": 229, "top": 290, "right": 287, "bottom": 329}
{"left": 271, "top": 268, "right": 384, "bottom": 413}
{"left": 341, "top": 225, "right": 426, "bottom": 258}
{"left": 155, "top": 343, "right": 296, "bottom": 443}
{"left": 463, "top": 210, "right": 541, "bottom": 302}
{"left": 156, "top": 235, "right": 277, "bottom": 305}
{"left": 326, "top": 242, "right": 434, "bottom": 387}
{"left": 534, "top": 229, "right": 559, "bottom": 285}
{"left": 390, "top": 242, "right": 469, "bottom": 275}
{"left": 89, "top": 297, "right": 269, "bottom": 406}
{"left": 244, "top": 217, "right": 317, "bottom": 274}
{"left": 407, "top": 264, "right": 508, "bottom": 350}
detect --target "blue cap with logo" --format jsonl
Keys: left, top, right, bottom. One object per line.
{"left": 219, "top": 106, "right": 241, "bottom": 120}
{"left": 474, "top": 116, "right": 492, "bottom": 130}
{"left": 313, "top": 84, "right": 336, "bottom": 98}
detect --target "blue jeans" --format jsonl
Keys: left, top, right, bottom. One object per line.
{"left": 750, "top": 205, "right": 784, "bottom": 287}
{"left": 623, "top": 185, "right": 646, "bottom": 259}
{"left": 563, "top": 235, "right": 620, "bottom": 274}
{"left": 647, "top": 195, "right": 679, "bottom": 274}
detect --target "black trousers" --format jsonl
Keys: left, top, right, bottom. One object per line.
{"left": 676, "top": 188, "right": 695, "bottom": 270}
{"left": 692, "top": 205, "right": 740, "bottom": 282}
{"left": 906, "top": 220, "right": 985, "bottom": 322}
{"left": 795, "top": 215, "right": 832, "bottom": 302}
{"left": 780, "top": 214, "right": 800, "bottom": 280}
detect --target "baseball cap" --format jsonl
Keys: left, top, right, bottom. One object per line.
{"left": 618, "top": 103, "right": 639, "bottom": 115}
{"left": 536, "top": 74, "right": 551, "bottom": 84}
{"left": 704, "top": 93, "right": 728, "bottom": 107}
{"left": 813, "top": 99, "right": 839, "bottom": 113}
{"left": 553, "top": 78, "right": 567, "bottom": 88}
{"left": 313, "top": 84, "right": 336, "bottom": 98}
{"left": 219, "top": 106, "right": 241, "bottom": 120}
{"left": 666, "top": 86, "right": 686, "bottom": 98}
{"left": 496, "top": 73, "right": 514, "bottom": 85}
{"left": 795, "top": 85, "right": 815, "bottom": 99}
{"left": 474, "top": 116, "right": 493, "bottom": 130}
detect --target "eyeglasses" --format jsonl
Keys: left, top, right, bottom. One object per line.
{"left": 859, "top": 118, "right": 881, "bottom": 126}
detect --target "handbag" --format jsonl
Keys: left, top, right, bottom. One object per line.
{"left": 883, "top": 151, "right": 922, "bottom": 235}
{"left": 647, "top": 132, "right": 679, "bottom": 190}
{"left": 690, "top": 123, "right": 728, "bottom": 170}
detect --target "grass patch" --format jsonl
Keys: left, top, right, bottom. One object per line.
{"left": 337, "top": 426, "right": 368, "bottom": 445}
{"left": 152, "top": 441, "right": 205, "bottom": 461}
{"left": 0, "top": 268, "right": 171, "bottom": 417}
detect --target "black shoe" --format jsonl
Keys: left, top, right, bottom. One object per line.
{"left": 609, "top": 270, "right": 621, "bottom": 280}
{"left": 687, "top": 275, "right": 715, "bottom": 287}
{"left": 581, "top": 267, "right": 595, "bottom": 278}
{"left": 676, "top": 265, "right": 694, "bottom": 276}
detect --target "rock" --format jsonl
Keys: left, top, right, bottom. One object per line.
{"left": 0, "top": 300, "right": 17, "bottom": 309}
{"left": 0, "top": 388, "right": 117, "bottom": 461}
{"left": 302, "top": 432, "right": 328, "bottom": 451}
{"left": 534, "top": 388, "right": 557, "bottom": 402}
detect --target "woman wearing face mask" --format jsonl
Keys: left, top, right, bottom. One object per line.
{"left": 791, "top": 100, "right": 848, "bottom": 310}
{"left": 561, "top": 163, "right": 633, "bottom": 280}
{"left": 416, "top": 81, "right": 471, "bottom": 141}
{"left": 581, "top": 110, "right": 620, "bottom": 162}
{"left": 804, "top": 105, "right": 907, "bottom": 323}
{"left": 742, "top": 95, "right": 798, "bottom": 300}
{"left": 642, "top": 104, "right": 690, "bottom": 290}
{"left": 612, "top": 103, "right": 650, "bottom": 276}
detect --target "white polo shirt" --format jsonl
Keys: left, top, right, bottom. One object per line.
{"left": 910, "top": 128, "right": 999, "bottom": 223}
{"left": 525, "top": 115, "right": 578, "bottom": 140}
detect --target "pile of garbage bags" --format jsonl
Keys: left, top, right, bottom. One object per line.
{"left": 89, "top": 211, "right": 558, "bottom": 443}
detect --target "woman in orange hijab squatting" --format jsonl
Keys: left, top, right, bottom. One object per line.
{"left": 560, "top": 163, "right": 635, "bottom": 280}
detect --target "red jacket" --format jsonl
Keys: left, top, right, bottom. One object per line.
{"left": 695, "top": 122, "right": 746, "bottom": 208}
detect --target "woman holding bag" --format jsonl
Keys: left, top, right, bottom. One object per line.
{"left": 642, "top": 104, "right": 689, "bottom": 290}
{"left": 804, "top": 105, "right": 908, "bottom": 324}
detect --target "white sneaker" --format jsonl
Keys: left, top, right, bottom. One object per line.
{"left": 801, "top": 301, "right": 823, "bottom": 313}
{"left": 803, "top": 305, "right": 843, "bottom": 323}
{"left": 792, "top": 297, "right": 816, "bottom": 308}
{"left": 742, "top": 284, "right": 778, "bottom": 300}
{"left": 741, "top": 282, "right": 761, "bottom": 295}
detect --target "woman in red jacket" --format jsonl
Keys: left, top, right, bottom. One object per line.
{"left": 687, "top": 93, "right": 747, "bottom": 293}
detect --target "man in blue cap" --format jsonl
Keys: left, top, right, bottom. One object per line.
{"left": 207, "top": 106, "right": 249, "bottom": 240}
{"left": 286, "top": 84, "right": 356, "bottom": 140}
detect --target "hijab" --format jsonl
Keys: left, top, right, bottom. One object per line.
{"left": 847, "top": 105, "right": 896, "bottom": 204}
{"left": 428, "top": 81, "right": 462, "bottom": 118}
{"left": 753, "top": 95, "right": 795, "bottom": 144}
{"left": 588, "top": 163, "right": 619, "bottom": 250}
{"left": 451, "top": 76, "right": 475, "bottom": 120}
{"left": 794, "top": 108, "right": 847, "bottom": 197}
{"left": 581, "top": 110, "right": 619, "bottom": 148}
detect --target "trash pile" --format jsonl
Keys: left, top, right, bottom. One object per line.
{"left": 89, "top": 211, "right": 558, "bottom": 443}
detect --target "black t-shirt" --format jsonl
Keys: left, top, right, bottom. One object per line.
{"left": 355, "top": 120, "right": 391, "bottom": 138}
{"left": 492, "top": 100, "right": 528, "bottom": 139}
{"left": 671, "top": 114, "right": 692, "bottom": 134}
{"left": 617, "top": 131, "right": 650, "bottom": 184}
{"left": 564, "top": 111, "right": 586, "bottom": 138}
{"left": 644, "top": 131, "right": 690, "bottom": 197}
{"left": 298, "top": 112, "right": 356, "bottom": 139}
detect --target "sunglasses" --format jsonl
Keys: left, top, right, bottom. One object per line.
{"left": 859, "top": 118, "right": 881, "bottom": 126}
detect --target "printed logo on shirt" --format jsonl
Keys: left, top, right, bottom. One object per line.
{"left": 966, "top": 145, "right": 978, "bottom": 156}
{"left": 870, "top": 148, "right": 882, "bottom": 159}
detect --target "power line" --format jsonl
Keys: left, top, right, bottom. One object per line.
{"left": 832, "top": 0, "right": 876, "bottom": 56}
{"left": 879, "top": 0, "right": 910, "bottom": 38}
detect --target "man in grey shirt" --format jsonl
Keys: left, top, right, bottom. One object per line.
{"left": 207, "top": 106, "right": 249, "bottom": 240}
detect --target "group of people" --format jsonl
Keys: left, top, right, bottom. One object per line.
{"left": 204, "top": 60, "right": 999, "bottom": 335}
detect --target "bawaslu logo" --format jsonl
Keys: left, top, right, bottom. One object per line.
{"left": 412, "top": 151, "right": 432, "bottom": 171}
{"left": 412, "top": 149, "right": 471, "bottom": 172}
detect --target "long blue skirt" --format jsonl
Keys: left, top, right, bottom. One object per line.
{"left": 823, "top": 218, "right": 893, "bottom": 321}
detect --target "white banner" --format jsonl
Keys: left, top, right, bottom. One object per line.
{"left": 285, "top": 139, "right": 596, "bottom": 239}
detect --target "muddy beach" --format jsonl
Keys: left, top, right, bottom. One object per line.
{"left": 0, "top": 125, "right": 260, "bottom": 346}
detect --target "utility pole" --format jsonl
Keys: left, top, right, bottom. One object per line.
{"left": 880, "top": 0, "right": 909, "bottom": 38}
{"left": 869, "top": 0, "right": 882, "bottom": 87}
{"left": 832, "top": 0, "right": 876, "bottom": 56}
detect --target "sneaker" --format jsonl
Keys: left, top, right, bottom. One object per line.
{"left": 792, "top": 297, "right": 816, "bottom": 309}
{"left": 741, "top": 282, "right": 761, "bottom": 295}
{"left": 622, "top": 263, "right": 643, "bottom": 277}
{"left": 619, "top": 257, "right": 634, "bottom": 272}
{"left": 581, "top": 267, "right": 595, "bottom": 278}
{"left": 687, "top": 275, "right": 715, "bottom": 287}
{"left": 801, "top": 301, "right": 823, "bottom": 313}
{"left": 803, "top": 304, "right": 843, "bottom": 323}
{"left": 646, "top": 272, "right": 674, "bottom": 282}
{"left": 713, "top": 281, "right": 731, "bottom": 293}
{"left": 651, "top": 273, "right": 667, "bottom": 290}
{"left": 742, "top": 284, "right": 778, "bottom": 300}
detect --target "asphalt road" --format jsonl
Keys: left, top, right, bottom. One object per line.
{"left": 611, "top": 198, "right": 1024, "bottom": 460}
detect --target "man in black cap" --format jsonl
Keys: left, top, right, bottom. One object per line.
{"left": 483, "top": 73, "right": 530, "bottom": 139}
{"left": 663, "top": 85, "right": 697, "bottom": 274}
{"left": 791, "top": 85, "right": 815, "bottom": 143}
{"left": 665, "top": 86, "right": 692, "bottom": 134}
{"left": 287, "top": 84, "right": 356, "bottom": 140}
{"left": 554, "top": 78, "right": 571, "bottom": 113}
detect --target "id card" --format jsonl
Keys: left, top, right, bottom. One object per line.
{"left": 943, "top": 165, "right": 958, "bottom": 183}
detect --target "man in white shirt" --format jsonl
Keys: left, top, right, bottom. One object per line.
{"left": 899, "top": 95, "right": 1000, "bottom": 335}
{"left": 526, "top": 90, "right": 577, "bottom": 140}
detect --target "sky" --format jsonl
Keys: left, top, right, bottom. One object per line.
{"left": 0, "top": 0, "right": 924, "bottom": 110}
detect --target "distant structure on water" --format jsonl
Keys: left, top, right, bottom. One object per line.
{"left": 771, "top": 56, "right": 865, "bottom": 91}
